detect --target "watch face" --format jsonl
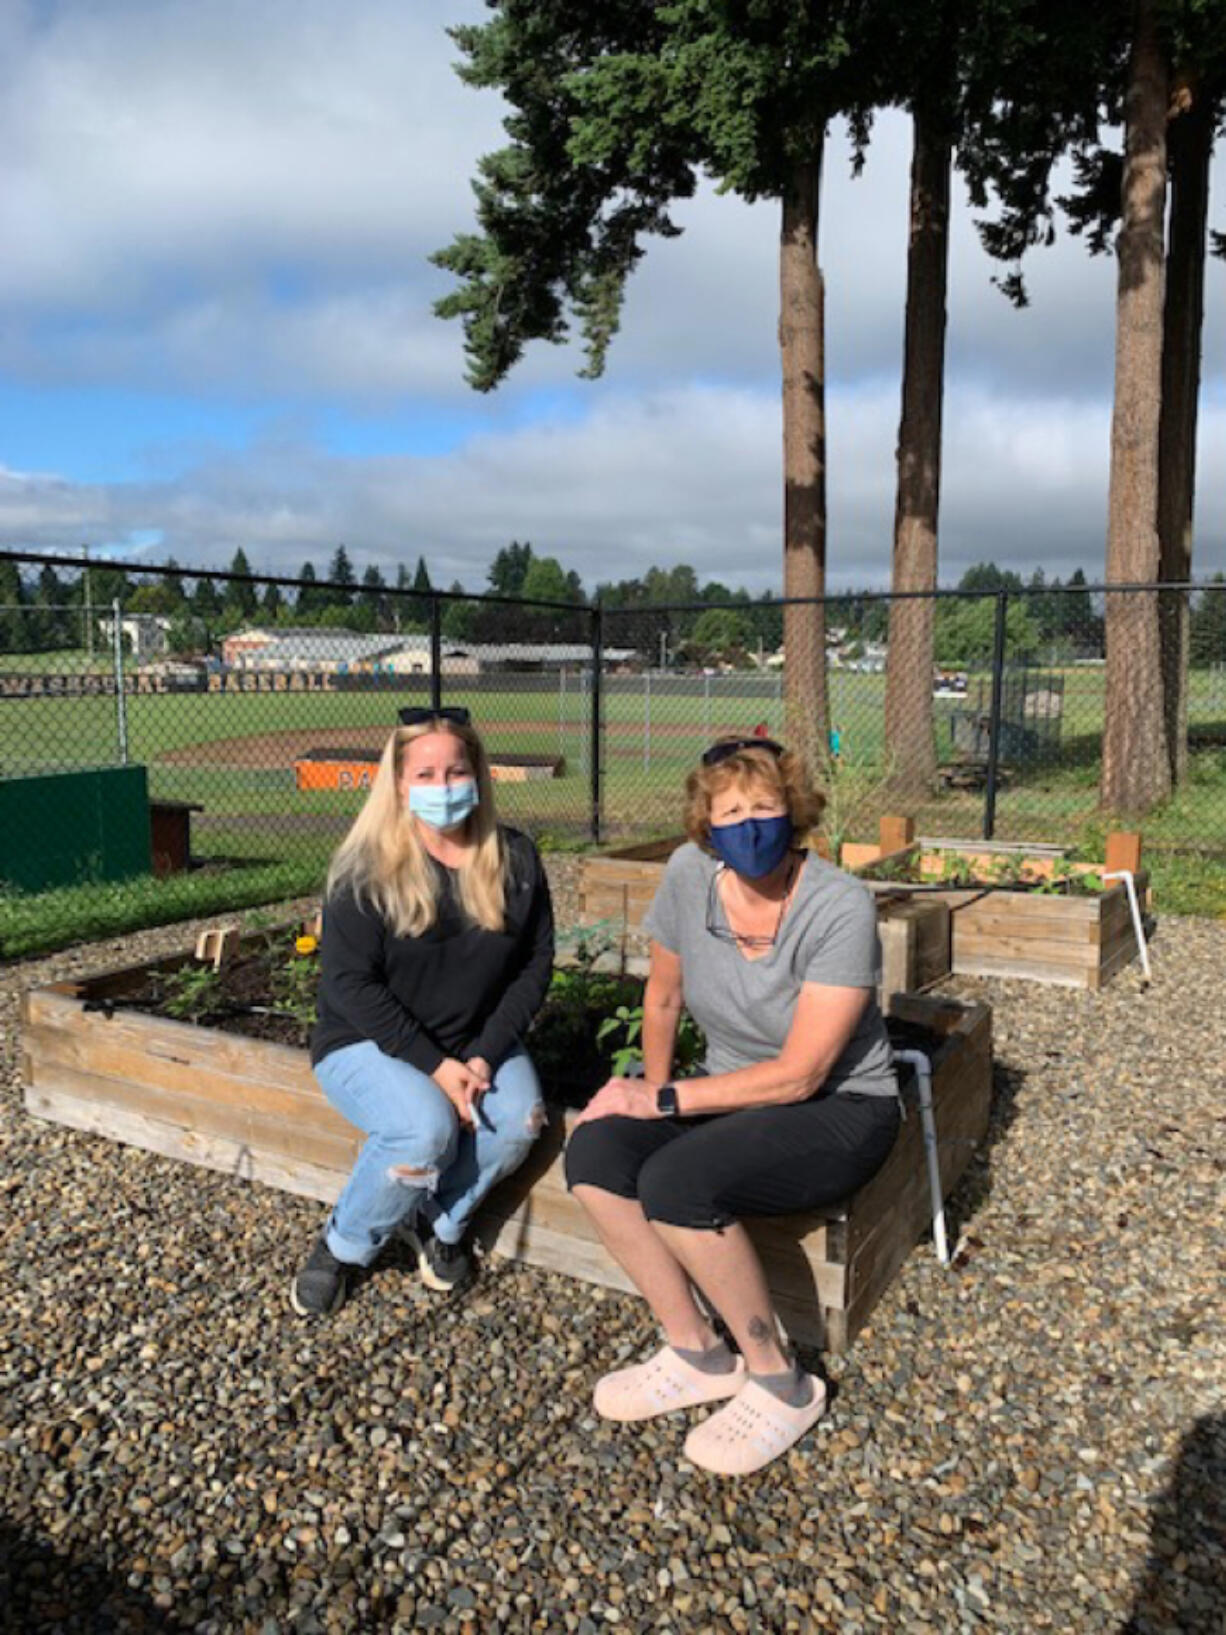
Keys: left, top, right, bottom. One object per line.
{"left": 657, "top": 1084, "right": 678, "bottom": 1116}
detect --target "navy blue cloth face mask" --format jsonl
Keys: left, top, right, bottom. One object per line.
{"left": 708, "top": 813, "right": 794, "bottom": 879}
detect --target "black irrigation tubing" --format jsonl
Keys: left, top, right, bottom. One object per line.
{"left": 81, "top": 996, "right": 303, "bottom": 1022}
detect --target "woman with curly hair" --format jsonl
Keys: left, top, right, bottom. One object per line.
{"left": 291, "top": 707, "right": 553, "bottom": 1317}
{"left": 565, "top": 737, "right": 899, "bottom": 1474}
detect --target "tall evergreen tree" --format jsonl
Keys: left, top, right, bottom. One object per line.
{"left": 487, "top": 542, "right": 534, "bottom": 598}
{"left": 434, "top": 3, "right": 862, "bottom": 770}
{"left": 412, "top": 556, "right": 432, "bottom": 594}
{"left": 360, "top": 564, "right": 391, "bottom": 631}
{"left": 161, "top": 557, "right": 188, "bottom": 606}
{"left": 191, "top": 575, "right": 222, "bottom": 623}
{"left": 224, "top": 548, "right": 259, "bottom": 621}
{"left": 327, "top": 546, "right": 356, "bottom": 605}
{"left": 1100, "top": 0, "right": 1171, "bottom": 812}
{"left": 296, "top": 561, "right": 326, "bottom": 617}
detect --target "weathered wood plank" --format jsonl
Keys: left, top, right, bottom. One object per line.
{"left": 25, "top": 988, "right": 321, "bottom": 1093}
{"left": 953, "top": 933, "right": 1099, "bottom": 972}
{"left": 24, "top": 1022, "right": 344, "bottom": 1129}
{"left": 25, "top": 1062, "right": 361, "bottom": 1172}
{"left": 23, "top": 1085, "right": 350, "bottom": 1204}
{"left": 951, "top": 951, "right": 1095, "bottom": 987}
{"left": 950, "top": 907, "right": 1103, "bottom": 944}
{"left": 951, "top": 888, "right": 1103, "bottom": 922}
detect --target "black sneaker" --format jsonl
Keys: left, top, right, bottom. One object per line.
{"left": 290, "top": 1236, "right": 350, "bottom": 1317}
{"left": 403, "top": 1220, "right": 472, "bottom": 1293}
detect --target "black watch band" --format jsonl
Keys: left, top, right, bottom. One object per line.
{"left": 656, "top": 1082, "right": 680, "bottom": 1117}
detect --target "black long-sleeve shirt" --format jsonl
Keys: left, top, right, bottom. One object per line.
{"left": 310, "top": 826, "right": 554, "bottom": 1077}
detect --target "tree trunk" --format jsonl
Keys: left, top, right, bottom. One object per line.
{"left": 1157, "top": 83, "right": 1213, "bottom": 787}
{"left": 1101, "top": 0, "right": 1171, "bottom": 814}
{"left": 780, "top": 142, "right": 830, "bottom": 776}
{"left": 884, "top": 106, "right": 951, "bottom": 797}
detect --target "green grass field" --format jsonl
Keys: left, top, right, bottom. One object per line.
{"left": 2, "top": 666, "right": 1225, "bottom": 954}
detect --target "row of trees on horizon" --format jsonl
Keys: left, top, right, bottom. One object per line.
{"left": 4, "top": 543, "right": 1226, "bottom": 672}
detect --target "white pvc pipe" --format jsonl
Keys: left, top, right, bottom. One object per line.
{"left": 1102, "top": 869, "right": 1152, "bottom": 984}
{"left": 892, "top": 1048, "right": 950, "bottom": 1266}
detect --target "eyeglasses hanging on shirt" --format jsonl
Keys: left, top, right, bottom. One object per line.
{"left": 704, "top": 856, "right": 800, "bottom": 951}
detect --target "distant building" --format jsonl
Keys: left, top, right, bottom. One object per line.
{"left": 219, "top": 626, "right": 635, "bottom": 676}
{"left": 97, "top": 612, "right": 173, "bottom": 664}
{"left": 221, "top": 628, "right": 411, "bottom": 673}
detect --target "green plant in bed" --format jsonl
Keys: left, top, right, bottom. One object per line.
{"left": 527, "top": 940, "right": 647, "bottom": 1101}
{"left": 937, "top": 852, "right": 978, "bottom": 888}
{"left": 597, "top": 1003, "right": 705, "bottom": 1078}
{"left": 270, "top": 932, "right": 321, "bottom": 1035}
{"left": 159, "top": 961, "right": 225, "bottom": 1022}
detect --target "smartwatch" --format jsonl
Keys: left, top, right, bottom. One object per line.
{"left": 656, "top": 1082, "right": 681, "bottom": 1117}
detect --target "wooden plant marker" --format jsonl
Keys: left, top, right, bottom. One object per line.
{"left": 194, "top": 925, "right": 241, "bottom": 970}
{"left": 300, "top": 909, "right": 323, "bottom": 941}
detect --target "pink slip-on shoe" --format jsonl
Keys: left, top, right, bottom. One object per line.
{"left": 593, "top": 1346, "right": 748, "bottom": 1423}
{"left": 682, "top": 1375, "right": 828, "bottom": 1475}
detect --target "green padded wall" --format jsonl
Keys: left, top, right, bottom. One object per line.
{"left": 0, "top": 766, "right": 152, "bottom": 893}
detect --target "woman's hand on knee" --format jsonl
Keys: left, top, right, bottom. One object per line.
{"left": 432, "top": 1057, "right": 488, "bottom": 1129}
{"left": 573, "top": 1076, "right": 659, "bottom": 1128}
{"left": 464, "top": 1055, "right": 493, "bottom": 1089}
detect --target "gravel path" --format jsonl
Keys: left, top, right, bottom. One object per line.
{"left": 2, "top": 877, "right": 1223, "bottom": 1633}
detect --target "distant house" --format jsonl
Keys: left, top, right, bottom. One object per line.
{"left": 97, "top": 612, "right": 173, "bottom": 664}
{"left": 221, "top": 628, "right": 411, "bottom": 674}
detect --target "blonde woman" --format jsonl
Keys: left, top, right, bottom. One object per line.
{"left": 565, "top": 738, "right": 899, "bottom": 1475}
{"left": 291, "top": 707, "right": 553, "bottom": 1317}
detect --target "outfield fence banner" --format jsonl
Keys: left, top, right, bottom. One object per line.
{"left": 1, "top": 552, "right": 1225, "bottom": 921}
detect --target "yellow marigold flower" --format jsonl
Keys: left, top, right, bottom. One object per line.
{"left": 295, "top": 935, "right": 319, "bottom": 956}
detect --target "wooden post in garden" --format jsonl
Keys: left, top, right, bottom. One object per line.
{"left": 879, "top": 814, "right": 916, "bottom": 856}
{"left": 1104, "top": 831, "right": 1143, "bottom": 875}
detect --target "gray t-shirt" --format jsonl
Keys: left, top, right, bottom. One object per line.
{"left": 642, "top": 842, "right": 897, "bottom": 1098}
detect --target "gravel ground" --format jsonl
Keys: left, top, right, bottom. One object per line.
{"left": 1, "top": 866, "right": 1223, "bottom": 1634}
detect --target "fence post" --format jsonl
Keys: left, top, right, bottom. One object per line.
{"left": 558, "top": 665, "right": 566, "bottom": 758}
{"left": 590, "top": 605, "right": 603, "bottom": 846}
{"left": 643, "top": 668, "right": 651, "bottom": 773}
{"left": 111, "top": 598, "right": 129, "bottom": 767}
{"left": 429, "top": 597, "right": 442, "bottom": 712}
{"left": 983, "top": 591, "right": 1008, "bottom": 840}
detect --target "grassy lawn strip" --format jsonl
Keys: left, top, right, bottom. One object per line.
{"left": 0, "top": 859, "right": 326, "bottom": 962}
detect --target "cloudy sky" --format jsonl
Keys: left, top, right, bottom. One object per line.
{"left": 1, "top": 0, "right": 1224, "bottom": 595}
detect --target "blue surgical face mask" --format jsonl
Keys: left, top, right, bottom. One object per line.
{"left": 708, "top": 813, "right": 794, "bottom": 879}
{"left": 408, "top": 780, "right": 479, "bottom": 831}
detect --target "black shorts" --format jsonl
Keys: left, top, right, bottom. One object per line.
{"left": 564, "top": 1092, "right": 901, "bottom": 1231}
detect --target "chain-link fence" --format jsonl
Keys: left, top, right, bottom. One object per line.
{"left": 2, "top": 550, "right": 1225, "bottom": 928}
{"left": 599, "top": 584, "right": 1226, "bottom": 861}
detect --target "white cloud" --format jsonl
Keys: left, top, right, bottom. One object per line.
{"left": 4, "top": 384, "right": 1225, "bottom": 589}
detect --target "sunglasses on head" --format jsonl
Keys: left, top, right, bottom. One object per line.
{"left": 397, "top": 705, "right": 472, "bottom": 728}
{"left": 701, "top": 736, "right": 785, "bottom": 767}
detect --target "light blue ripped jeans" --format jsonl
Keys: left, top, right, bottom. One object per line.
{"left": 314, "top": 1040, "right": 546, "bottom": 1266}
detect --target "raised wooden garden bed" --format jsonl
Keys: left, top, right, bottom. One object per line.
{"left": 579, "top": 834, "right": 685, "bottom": 930}
{"left": 19, "top": 941, "right": 991, "bottom": 1355}
{"left": 848, "top": 819, "right": 1149, "bottom": 990}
